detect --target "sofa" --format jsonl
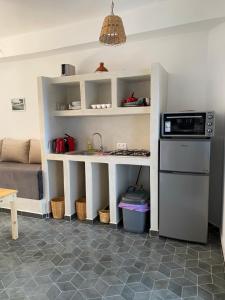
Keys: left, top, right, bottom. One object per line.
{"left": 0, "top": 139, "right": 43, "bottom": 200}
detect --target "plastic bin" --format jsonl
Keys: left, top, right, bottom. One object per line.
{"left": 119, "top": 189, "right": 150, "bottom": 233}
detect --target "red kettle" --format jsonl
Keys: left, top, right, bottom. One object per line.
{"left": 55, "top": 138, "right": 65, "bottom": 154}
{"left": 65, "top": 134, "right": 75, "bottom": 152}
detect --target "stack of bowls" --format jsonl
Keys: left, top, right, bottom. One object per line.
{"left": 91, "top": 104, "right": 112, "bottom": 109}
{"left": 69, "top": 101, "right": 81, "bottom": 110}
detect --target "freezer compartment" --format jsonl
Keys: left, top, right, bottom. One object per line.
{"left": 159, "top": 172, "right": 209, "bottom": 243}
{"left": 160, "top": 139, "right": 211, "bottom": 173}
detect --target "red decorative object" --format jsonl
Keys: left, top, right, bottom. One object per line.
{"left": 121, "top": 92, "right": 138, "bottom": 105}
{"left": 95, "top": 62, "right": 108, "bottom": 72}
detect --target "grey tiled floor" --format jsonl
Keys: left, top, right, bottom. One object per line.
{"left": 0, "top": 213, "right": 224, "bottom": 300}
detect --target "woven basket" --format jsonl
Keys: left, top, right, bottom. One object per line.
{"left": 75, "top": 198, "right": 86, "bottom": 221}
{"left": 51, "top": 197, "right": 65, "bottom": 219}
{"left": 99, "top": 209, "right": 110, "bottom": 224}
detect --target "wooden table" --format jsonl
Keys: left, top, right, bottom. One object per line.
{"left": 0, "top": 188, "right": 18, "bottom": 240}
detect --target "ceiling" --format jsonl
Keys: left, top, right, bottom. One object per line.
{"left": 0, "top": 0, "right": 164, "bottom": 39}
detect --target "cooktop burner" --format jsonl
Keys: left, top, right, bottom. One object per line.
{"left": 110, "top": 150, "right": 150, "bottom": 157}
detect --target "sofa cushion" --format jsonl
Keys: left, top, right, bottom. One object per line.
{"left": 0, "top": 162, "right": 43, "bottom": 200}
{"left": 1, "top": 139, "right": 30, "bottom": 163}
{"left": 29, "top": 139, "right": 41, "bottom": 164}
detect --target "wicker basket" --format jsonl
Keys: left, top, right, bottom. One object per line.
{"left": 75, "top": 198, "right": 86, "bottom": 221}
{"left": 51, "top": 197, "right": 65, "bottom": 219}
{"left": 99, "top": 209, "right": 110, "bottom": 224}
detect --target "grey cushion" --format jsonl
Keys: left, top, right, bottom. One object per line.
{"left": 0, "top": 162, "right": 43, "bottom": 200}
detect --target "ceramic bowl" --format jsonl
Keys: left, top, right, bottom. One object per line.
{"left": 106, "top": 104, "right": 111, "bottom": 108}
{"left": 101, "top": 104, "right": 107, "bottom": 109}
{"left": 91, "top": 104, "right": 97, "bottom": 109}
{"left": 96, "top": 104, "right": 102, "bottom": 109}
{"left": 72, "top": 101, "right": 81, "bottom": 106}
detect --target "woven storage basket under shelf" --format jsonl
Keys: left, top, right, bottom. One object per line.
{"left": 51, "top": 197, "right": 65, "bottom": 219}
{"left": 75, "top": 198, "right": 86, "bottom": 221}
{"left": 99, "top": 209, "right": 110, "bottom": 224}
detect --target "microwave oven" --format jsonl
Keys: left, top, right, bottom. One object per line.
{"left": 161, "top": 112, "right": 215, "bottom": 138}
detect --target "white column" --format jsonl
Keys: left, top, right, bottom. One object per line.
{"left": 85, "top": 162, "right": 93, "bottom": 220}
{"left": 108, "top": 163, "right": 118, "bottom": 225}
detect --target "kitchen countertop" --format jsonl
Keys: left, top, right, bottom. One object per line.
{"left": 46, "top": 153, "right": 151, "bottom": 166}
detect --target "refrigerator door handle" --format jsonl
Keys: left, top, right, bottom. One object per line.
{"left": 160, "top": 170, "right": 209, "bottom": 176}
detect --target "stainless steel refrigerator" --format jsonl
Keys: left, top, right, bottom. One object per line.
{"left": 159, "top": 139, "right": 211, "bottom": 243}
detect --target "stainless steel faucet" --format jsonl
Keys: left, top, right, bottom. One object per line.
{"left": 92, "top": 133, "right": 103, "bottom": 152}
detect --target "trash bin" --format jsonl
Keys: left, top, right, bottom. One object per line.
{"left": 119, "top": 188, "right": 150, "bottom": 233}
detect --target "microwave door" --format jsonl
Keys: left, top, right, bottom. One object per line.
{"left": 163, "top": 115, "right": 206, "bottom": 136}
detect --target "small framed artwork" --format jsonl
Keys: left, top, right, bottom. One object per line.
{"left": 11, "top": 98, "right": 26, "bottom": 111}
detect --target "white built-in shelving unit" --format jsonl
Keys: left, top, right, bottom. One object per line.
{"left": 38, "top": 63, "right": 168, "bottom": 231}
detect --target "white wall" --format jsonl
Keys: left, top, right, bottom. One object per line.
{"left": 0, "top": 0, "right": 225, "bottom": 57}
{"left": 0, "top": 29, "right": 209, "bottom": 139}
{"left": 1, "top": 25, "right": 224, "bottom": 230}
{"left": 208, "top": 22, "right": 225, "bottom": 255}
{"left": 0, "top": 0, "right": 224, "bottom": 58}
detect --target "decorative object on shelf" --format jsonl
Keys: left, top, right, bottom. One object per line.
{"left": 56, "top": 103, "right": 68, "bottom": 110}
{"left": 141, "top": 97, "right": 151, "bottom": 106}
{"left": 91, "top": 104, "right": 111, "bottom": 109}
{"left": 68, "top": 105, "right": 81, "bottom": 110}
{"left": 61, "top": 64, "right": 76, "bottom": 76}
{"left": 99, "top": 208, "right": 110, "bottom": 224}
{"left": 87, "top": 140, "right": 93, "bottom": 152}
{"left": 99, "top": 0, "right": 126, "bottom": 46}
{"left": 95, "top": 62, "right": 108, "bottom": 72}
{"left": 51, "top": 197, "right": 65, "bottom": 219}
{"left": 121, "top": 92, "right": 150, "bottom": 107}
{"left": 11, "top": 98, "right": 26, "bottom": 111}
{"left": 75, "top": 198, "right": 86, "bottom": 221}
{"left": 69, "top": 101, "right": 81, "bottom": 110}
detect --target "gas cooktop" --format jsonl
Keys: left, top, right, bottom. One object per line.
{"left": 110, "top": 150, "right": 150, "bottom": 157}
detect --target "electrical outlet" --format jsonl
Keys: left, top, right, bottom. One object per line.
{"left": 116, "top": 143, "right": 128, "bottom": 150}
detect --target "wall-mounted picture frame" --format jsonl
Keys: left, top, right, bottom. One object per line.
{"left": 11, "top": 98, "right": 26, "bottom": 111}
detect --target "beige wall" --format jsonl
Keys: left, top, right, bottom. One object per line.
{"left": 0, "top": 30, "right": 209, "bottom": 139}
{"left": 0, "top": 25, "right": 224, "bottom": 231}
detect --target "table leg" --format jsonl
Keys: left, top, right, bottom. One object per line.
{"left": 10, "top": 197, "right": 18, "bottom": 240}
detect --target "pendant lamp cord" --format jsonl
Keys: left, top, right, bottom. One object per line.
{"left": 111, "top": 0, "right": 114, "bottom": 15}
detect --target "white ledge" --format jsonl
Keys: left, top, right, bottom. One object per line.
{"left": 46, "top": 153, "right": 151, "bottom": 166}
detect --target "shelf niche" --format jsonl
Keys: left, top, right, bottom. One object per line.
{"left": 68, "top": 161, "right": 86, "bottom": 217}
{"left": 47, "top": 160, "right": 64, "bottom": 212}
{"left": 114, "top": 164, "right": 150, "bottom": 225}
{"left": 54, "top": 82, "right": 81, "bottom": 110}
{"left": 91, "top": 163, "right": 109, "bottom": 221}
{"left": 117, "top": 75, "right": 151, "bottom": 107}
{"left": 85, "top": 79, "right": 112, "bottom": 109}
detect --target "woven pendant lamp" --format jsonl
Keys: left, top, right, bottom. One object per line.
{"left": 99, "top": 0, "right": 126, "bottom": 46}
